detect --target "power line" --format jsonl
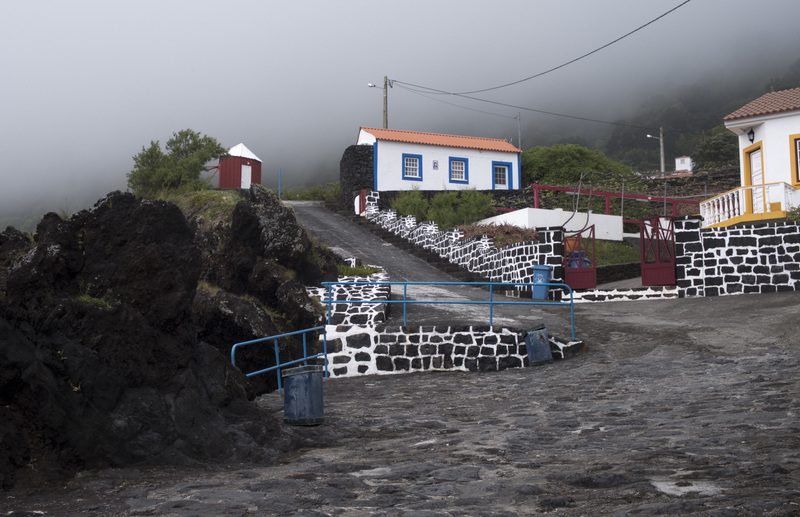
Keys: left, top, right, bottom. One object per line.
{"left": 394, "top": 82, "right": 660, "bottom": 132}
{"left": 398, "top": 85, "right": 517, "bottom": 120}
{"left": 393, "top": 0, "right": 693, "bottom": 96}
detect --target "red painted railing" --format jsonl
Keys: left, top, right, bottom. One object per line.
{"left": 527, "top": 184, "right": 700, "bottom": 222}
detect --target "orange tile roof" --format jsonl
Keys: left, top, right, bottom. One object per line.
{"left": 359, "top": 127, "right": 521, "bottom": 153}
{"left": 724, "top": 87, "right": 800, "bottom": 121}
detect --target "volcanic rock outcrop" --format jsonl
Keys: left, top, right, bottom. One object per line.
{"left": 0, "top": 186, "right": 339, "bottom": 489}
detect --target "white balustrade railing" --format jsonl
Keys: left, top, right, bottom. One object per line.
{"left": 700, "top": 182, "right": 796, "bottom": 227}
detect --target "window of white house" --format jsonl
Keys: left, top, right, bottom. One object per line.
{"left": 449, "top": 157, "right": 468, "bottom": 183}
{"left": 403, "top": 153, "right": 422, "bottom": 181}
{"left": 493, "top": 163, "right": 509, "bottom": 189}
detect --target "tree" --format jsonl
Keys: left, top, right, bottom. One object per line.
{"left": 127, "top": 129, "right": 228, "bottom": 198}
{"left": 692, "top": 125, "right": 739, "bottom": 169}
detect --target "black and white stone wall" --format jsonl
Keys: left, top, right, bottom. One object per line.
{"left": 323, "top": 324, "right": 580, "bottom": 378}
{"left": 675, "top": 216, "right": 800, "bottom": 297}
{"left": 364, "top": 191, "right": 564, "bottom": 292}
{"left": 308, "top": 271, "right": 390, "bottom": 326}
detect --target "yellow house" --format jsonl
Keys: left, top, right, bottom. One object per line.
{"left": 700, "top": 87, "right": 800, "bottom": 228}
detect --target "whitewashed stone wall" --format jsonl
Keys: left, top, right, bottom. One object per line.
{"left": 308, "top": 271, "right": 390, "bottom": 326}
{"left": 365, "top": 191, "right": 564, "bottom": 290}
{"left": 675, "top": 216, "right": 800, "bottom": 297}
{"left": 323, "top": 324, "right": 578, "bottom": 378}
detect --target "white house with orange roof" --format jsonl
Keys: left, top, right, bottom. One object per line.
{"left": 356, "top": 127, "right": 522, "bottom": 192}
{"left": 700, "top": 87, "right": 800, "bottom": 228}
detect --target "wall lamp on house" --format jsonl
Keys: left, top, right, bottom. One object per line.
{"left": 747, "top": 128, "right": 755, "bottom": 143}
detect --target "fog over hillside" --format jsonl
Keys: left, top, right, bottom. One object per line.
{"left": 2, "top": 0, "right": 799, "bottom": 230}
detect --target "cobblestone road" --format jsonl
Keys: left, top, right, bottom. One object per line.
{"left": 3, "top": 292, "right": 799, "bottom": 516}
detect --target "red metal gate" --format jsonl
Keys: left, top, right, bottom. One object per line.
{"left": 640, "top": 217, "right": 676, "bottom": 286}
{"left": 564, "top": 225, "right": 597, "bottom": 290}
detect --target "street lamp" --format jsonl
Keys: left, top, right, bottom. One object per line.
{"left": 367, "top": 76, "right": 391, "bottom": 129}
{"left": 646, "top": 127, "right": 665, "bottom": 175}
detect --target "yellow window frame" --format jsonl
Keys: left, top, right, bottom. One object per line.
{"left": 791, "top": 133, "right": 800, "bottom": 187}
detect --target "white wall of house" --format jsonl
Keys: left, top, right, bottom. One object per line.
{"left": 478, "top": 208, "right": 624, "bottom": 241}
{"left": 357, "top": 136, "right": 520, "bottom": 192}
{"left": 727, "top": 112, "right": 800, "bottom": 209}
{"left": 729, "top": 112, "right": 800, "bottom": 186}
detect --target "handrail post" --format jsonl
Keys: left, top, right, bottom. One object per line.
{"left": 302, "top": 333, "right": 308, "bottom": 366}
{"left": 403, "top": 283, "right": 408, "bottom": 326}
{"left": 570, "top": 288, "right": 576, "bottom": 341}
{"left": 489, "top": 283, "right": 494, "bottom": 327}
{"left": 326, "top": 283, "right": 332, "bottom": 325}
{"left": 274, "top": 340, "right": 282, "bottom": 393}
{"left": 323, "top": 330, "right": 329, "bottom": 378}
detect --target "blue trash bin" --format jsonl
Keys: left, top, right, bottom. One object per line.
{"left": 568, "top": 250, "right": 591, "bottom": 268}
{"left": 531, "top": 264, "right": 552, "bottom": 300}
{"left": 283, "top": 364, "right": 324, "bottom": 426}
{"left": 523, "top": 324, "right": 553, "bottom": 366}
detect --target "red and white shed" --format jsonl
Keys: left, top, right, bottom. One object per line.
{"left": 219, "top": 143, "right": 262, "bottom": 189}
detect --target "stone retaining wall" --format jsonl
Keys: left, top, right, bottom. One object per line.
{"left": 364, "top": 191, "right": 564, "bottom": 290}
{"left": 675, "top": 216, "right": 800, "bottom": 297}
{"left": 308, "top": 271, "right": 390, "bottom": 326}
{"left": 323, "top": 324, "right": 582, "bottom": 378}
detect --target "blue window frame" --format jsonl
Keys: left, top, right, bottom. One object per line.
{"left": 402, "top": 153, "right": 423, "bottom": 181}
{"left": 449, "top": 157, "right": 469, "bottom": 184}
{"left": 492, "top": 161, "right": 513, "bottom": 190}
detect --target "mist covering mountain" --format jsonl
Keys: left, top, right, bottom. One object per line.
{"left": 2, "top": 56, "right": 799, "bottom": 233}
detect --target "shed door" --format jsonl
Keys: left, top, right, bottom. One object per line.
{"left": 241, "top": 164, "right": 252, "bottom": 189}
{"left": 749, "top": 149, "right": 764, "bottom": 213}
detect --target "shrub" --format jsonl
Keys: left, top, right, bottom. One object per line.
{"left": 427, "top": 191, "right": 460, "bottom": 229}
{"left": 390, "top": 190, "right": 428, "bottom": 222}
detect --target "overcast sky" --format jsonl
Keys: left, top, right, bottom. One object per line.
{"left": 2, "top": 0, "right": 799, "bottom": 217}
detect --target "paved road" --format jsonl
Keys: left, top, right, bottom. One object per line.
{"left": 286, "top": 200, "right": 458, "bottom": 283}
{"left": 287, "top": 201, "right": 575, "bottom": 336}
{"left": 5, "top": 292, "right": 799, "bottom": 515}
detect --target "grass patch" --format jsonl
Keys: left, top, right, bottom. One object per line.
{"left": 337, "top": 264, "right": 383, "bottom": 277}
{"left": 166, "top": 190, "right": 243, "bottom": 226}
{"left": 594, "top": 240, "right": 640, "bottom": 266}
{"left": 278, "top": 183, "right": 340, "bottom": 201}
{"left": 76, "top": 294, "right": 112, "bottom": 310}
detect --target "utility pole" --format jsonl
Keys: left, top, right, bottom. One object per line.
{"left": 516, "top": 112, "right": 522, "bottom": 150}
{"left": 646, "top": 126, "right": 665, "bottom": 176}
{"left": 369, "top": 77, "right": 391, "bottom": 128}
{"left": 382, "top": 76, "right": 389, "bottom": 129}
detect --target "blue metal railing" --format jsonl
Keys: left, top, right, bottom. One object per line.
{"left": 321, "top": 281, "right": 576, "bottom": 340}
{"left": 231, "top": 326, "right": 328, "bottom": 393}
